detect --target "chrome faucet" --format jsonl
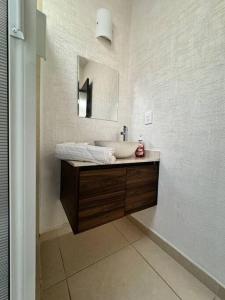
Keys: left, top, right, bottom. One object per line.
{"left": 120, "top": 125, "right": 128, "bottom": 141}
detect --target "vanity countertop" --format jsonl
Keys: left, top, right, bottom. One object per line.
{"left": 67, "top": 150, "right": 160, "bottom": 168}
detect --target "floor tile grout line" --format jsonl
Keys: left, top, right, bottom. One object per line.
{"left": 40, "top": 237, "right": 72, "bottom": 298}
{"left": 40, "top": 238, "right": 67, "bottom": 291}
{"left": 40, "top": 243, "right": 129, "bottom": 294}
{"left": 60, "top": 222, "right": 131, "bottom": 280}
{"left": 128, "top": 220, "right": 221, "bottom": 299}
{"left": 111, "top": 221, "right": 132, "bottom": 244}
{"left": 54, "top": 221, "right": 146, "bottom": 284}
{"left": 40, "top": 224, "right": 130, "bottom": 292}
{"left": 41, "top": 278, "right": 67, "bottom": 292}
{"left": 131, "top": 243, "right": 183, "bottom": 300}
{"left": 65, "top": 279, "right": 72, "bottom": 300}
{"left": 40, "top": 234, "right": 219, "bottom": 300}
{"left": 41, "top": 279, "right": 72, "bottom": 300}
{"left": 40, "top": 237, "right": 139, "bottom": 293}
{"left": 64, "top": 243, "right": 130, "bottom": 281}
{"left": 111, "top": 219, "right": 144, "bottom": 244}
{"left": 58, "top": 239, "right": 72, "bottom": 300}
{"left": 40, "top": 222, "right": 221, "bottom": 300}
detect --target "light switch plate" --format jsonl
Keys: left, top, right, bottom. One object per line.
{"left": 145, "top": 111, "right": 153, "bottom": 125}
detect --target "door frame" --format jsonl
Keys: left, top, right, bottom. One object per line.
{"left": 8, "top": 0, "right": 37, "bottom": 299}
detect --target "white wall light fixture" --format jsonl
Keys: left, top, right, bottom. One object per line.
{"left": 96, "top": 8, "right": 112, "bottom": 42}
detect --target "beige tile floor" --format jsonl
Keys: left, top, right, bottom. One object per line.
{"left": 40, "top": 217, "right": 221, "bottom": 300}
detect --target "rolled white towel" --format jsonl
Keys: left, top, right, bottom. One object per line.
{"left": 55, "top": 143, "right": 116, "bottom": 164}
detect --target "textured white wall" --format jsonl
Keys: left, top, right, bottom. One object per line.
{"left": 129, "top": 0, "right": 225, "bottom": 286}
{"left": 40, "top": 0, "right": 225, "bottom": 286}
{"left": 39, "top": 0, "right": 131, "bottom": 233}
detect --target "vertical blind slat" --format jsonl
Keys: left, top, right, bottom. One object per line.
{"left": 0, "top": 0, "right": 9, "bottom": 299}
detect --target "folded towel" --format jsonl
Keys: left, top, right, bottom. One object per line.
{"left": 55, "top": 143, "right": 116, "bottom": 164}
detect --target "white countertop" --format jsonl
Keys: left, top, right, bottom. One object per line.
{"left": 67, "top": 150, "right": 160, "bottom": 168}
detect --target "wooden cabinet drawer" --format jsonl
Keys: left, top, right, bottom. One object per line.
{"left": 125, "top": 190, "right": 157, "bottom": 213}
{"left": 78, "top": 208, "right": 124, "bottom": 232}
{"left": 79, "top": 167, "right": 126, "bottom": 232}
{"left": 78, "top": 191, "right": 125, "bottom": 232}
{"left": 125, "top": 165, "right": 158, "bottom": 213}
{"left": 79, "top": 168, "right": 126, "bottom": 199}
{"left": 126, "top": 165, "right": 158, "bottom": 184}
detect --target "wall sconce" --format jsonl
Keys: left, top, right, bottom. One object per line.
{"left": 96, "top": 8, "right": 112, "bottom": 42}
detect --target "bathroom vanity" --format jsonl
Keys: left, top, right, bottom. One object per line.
{"left": 60, "top": 151, "right": 160, "bottom": 233}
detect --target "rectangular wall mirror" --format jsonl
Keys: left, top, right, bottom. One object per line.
{"left": 77, "top": 56, "right": 119, "bottom": 122}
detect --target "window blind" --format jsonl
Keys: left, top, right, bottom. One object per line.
{"left": 0, "top": 0, "right": 9, "bottom": 299}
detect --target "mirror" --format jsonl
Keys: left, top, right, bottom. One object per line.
{"left": 77, "top": 56, "right": 119, "bottom": 121}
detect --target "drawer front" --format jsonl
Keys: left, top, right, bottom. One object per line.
{"left": 125, "top": 164, "right": 159, "bottom": 213}
{"left": 126, "top": 165, "right": 158, "bottom": 185}
{"left": 78, "top": 191, "right": 125, "bottom": 232}
{"left": 79, "top": 208, "right": 124, "bottom": 232}
{"left": 79, "top": 168, "right": 126, "bottom": 199}
{"left": 79, "top": 168, "right": 126, "bottom": 232}
{"left": 125, "top": 190, "right": 157, "bottom": 213}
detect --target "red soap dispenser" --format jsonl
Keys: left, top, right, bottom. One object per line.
{"left": 135, "top": 135, "right": 145, "bottom": 158}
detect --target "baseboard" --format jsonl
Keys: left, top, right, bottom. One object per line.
{"left": 39, "top": 222, "right": 72, "bottom": 243}
{"left": 128, "top": 215, "right": 225, "bottom": 299}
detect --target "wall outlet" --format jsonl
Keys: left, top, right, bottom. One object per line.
{"left": 145, "top": 111, "right": 153, "bottom": 125}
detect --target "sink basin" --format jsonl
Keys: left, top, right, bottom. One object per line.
{"left": 95, "top": 141, "right": 139, "bottom": 158}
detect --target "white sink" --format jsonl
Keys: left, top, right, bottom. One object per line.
{"left": 95, "top": 141, "right": 139, "bottom": 158}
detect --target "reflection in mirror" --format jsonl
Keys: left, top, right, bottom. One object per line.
{"left": 77, "top": 56, "right": 119, "bottom": 121}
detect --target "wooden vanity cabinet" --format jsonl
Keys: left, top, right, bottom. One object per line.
{"left": 60, "top": 161, "right": 159, "bottom": 234}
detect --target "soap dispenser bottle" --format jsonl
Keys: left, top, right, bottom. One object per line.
{"left": 135, "top": 135, "right": 145, "bottom": 158}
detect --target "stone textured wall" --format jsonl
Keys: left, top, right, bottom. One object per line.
{"left": 39, "top": 0, "right": 131, "bottom": 233}
{"left": 129, "top": 0, "right": 225, "bottom": 286}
